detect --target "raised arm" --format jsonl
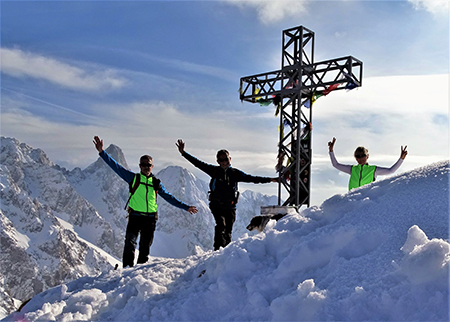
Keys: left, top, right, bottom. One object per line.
{"left": 375, "top": 146, "right": 407, "bottom": 176}
{"left": 176, "top": 139, "right": 216, "bottom": 176}
{"left": 93, "top": 136, "right": 134, "bottom": 183}
{"left": 328, "top": 137, "right": 352, "bottom": 174}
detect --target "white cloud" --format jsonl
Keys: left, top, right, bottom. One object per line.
{"left": 224, "top": 0, "right": 309, "bottom": 24}
{"left": 315, "top": 74, "right": 448, "bottom": 117}
{"left": 407, "top": 0, "right": 449, "bottom": 15}
{"left": 152, "top": 56, "right": 238, "bottom": 82}
{"left": 0, "top": 97, "right": 279, "bottom": 175}
{"left": 0, "top": 47, "right": 127, "bottom": 92}
{"left": 313, "top": 74, "right": 448, "bottom": 157}
{"left": 102, "top": 47, "right": 239, "bottom": 83}
{"left": 1, "top": 87, "right": 96, "bottom": 119}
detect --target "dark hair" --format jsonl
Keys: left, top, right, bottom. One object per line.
{"left": 354, "top": 147, "right": 369, "bottom": 157}
{"left": 216, "top": 149, "right": 229, "bottom": 159}
{"left": 140, "top": 155, "right": 153, "bottom": 163}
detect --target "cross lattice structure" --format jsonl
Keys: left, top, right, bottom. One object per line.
{"left": 240, "top": 26, "right": 363, "bottom": 207}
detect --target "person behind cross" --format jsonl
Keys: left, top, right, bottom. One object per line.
{"left": 328, "top": 137, "right": 408, "bottom": 190}
{"left": 93, "top": 136, "right": 198, "bottom": 268}
{"left": 176, "top": 139, "right": 278, "bottom": 250}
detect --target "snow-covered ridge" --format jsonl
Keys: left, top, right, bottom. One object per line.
{"left": 4, "top": 158, "right": 449, "bottom": 321}
{"left": 0, "top": 136, "right": 277, "bottom": 317}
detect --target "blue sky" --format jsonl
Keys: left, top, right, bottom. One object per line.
{"left": 1, "top": 0, "right": 449, "bottom": 205}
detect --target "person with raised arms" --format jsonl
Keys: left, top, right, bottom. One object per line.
{"left": 93, "top": 136, "right": 197, "bottom": 268}
{"left": 328, "top": 137, "right": 407, "bottom": 190}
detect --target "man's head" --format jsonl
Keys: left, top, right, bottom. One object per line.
{"left": 216, "top": 149, "right": 231, "bottom": 169}
{"left": 139, "top": 155, "right": 153, "bottom": 176}
{"left": 354, "top": 146, "right": 369, "bottom": 165}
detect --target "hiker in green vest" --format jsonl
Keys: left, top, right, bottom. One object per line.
{"left": 328, "top": 137, "right": 408, "bottom": 190}
{"left": 93, "top": 136, "right": 197, "bottom": 268}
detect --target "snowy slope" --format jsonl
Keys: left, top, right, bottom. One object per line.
{"left": 6, "top": 160, "right": 448, "bottom": 321}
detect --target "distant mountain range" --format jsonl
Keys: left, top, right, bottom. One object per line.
{"left": 0, "top": 136, "right": 277, "bottom": 315}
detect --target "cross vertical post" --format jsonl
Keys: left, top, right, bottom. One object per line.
{"left": 240, "top": 26, "right": 363, "bottom": 208}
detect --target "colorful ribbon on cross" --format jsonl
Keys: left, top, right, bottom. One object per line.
{"left": 252, "top": 71, "right": 359, "bottom": 112}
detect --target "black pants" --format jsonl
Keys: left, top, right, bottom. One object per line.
{"left": 122, "top": 214, "right": 156, "bottom": 268}
{"left": 210, "top": 206, "right": 236, "bottom": 250}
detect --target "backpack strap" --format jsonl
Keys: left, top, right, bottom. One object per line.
{"left": 208, "top": 166, "right": 220, "bottom": 192}
{"left": 124, "top": 173, "right": 141, "bottom": 210}
{"left": 129, "top": 173, "right": 141, "bottom": 194}
{"left": 151, "top": 175, "right": 160, "bottom": 200}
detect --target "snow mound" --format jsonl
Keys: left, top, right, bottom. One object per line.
{"left": 6, "top": 161, "right": 449, "bottom": 321}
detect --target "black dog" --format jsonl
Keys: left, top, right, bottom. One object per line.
{"left": 246, "top": 213, "right": 286, "bottom": 233}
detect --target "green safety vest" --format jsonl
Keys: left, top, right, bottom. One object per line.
{"left": 348, "top": 164, "right": 377, "bottom": 190}
{"left": 128, "top": 173, "right": 159, "bottom": 214}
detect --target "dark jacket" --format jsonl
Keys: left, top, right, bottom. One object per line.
{"left": 181, "top": 151, "right": 271, "bottom": 209}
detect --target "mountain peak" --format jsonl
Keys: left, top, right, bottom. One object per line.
{"left": 84, "top": 144, "right": 130, "bottom": 173}
{"left": 0, "top": 136, "right": 53, "bottom": 167}
{"left": 104, "top": 144, "right": 128, "bottom": 169}
{"left": 157, "top": 165, "right": 194, "bottom": 179}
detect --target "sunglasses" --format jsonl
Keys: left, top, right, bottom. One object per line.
{"left": 217, "top": 157, "right": 229, "bottom": 162}
{"left": 355, "top": 154, "right": 367, "bottom": 159}
{"left": 140, "top": 163, "right": 153, "bottom": 168}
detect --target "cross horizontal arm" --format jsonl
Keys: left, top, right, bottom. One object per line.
{"left": 240, "top": 56, "right": 363, "bottom": 103}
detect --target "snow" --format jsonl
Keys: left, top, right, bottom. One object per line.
{"left": 152, "top": 230, "right": 194, "bottom": 259}
{"left": 4, "top": 160, "right": 449, "bottom": 321}
{"left": 12, "top": 230, "right": 30, "bottom": 250}
{"left": 54, "top": 217, "right": 119, "bottom": 268}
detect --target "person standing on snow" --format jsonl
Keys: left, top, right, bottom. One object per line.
{"left": 328, "top": 137, "right": 408, "bottom": 190}
{"left": 176, "top": 139, "right": 278, "bottom": 250}
{"left": 93, "top": 136, "right": 198, "bottom": 268}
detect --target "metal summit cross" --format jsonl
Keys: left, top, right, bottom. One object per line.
{"left": 240, "top": 26, "right": 363, "bottom": 207}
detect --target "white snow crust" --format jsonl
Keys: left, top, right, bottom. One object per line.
{"left": 5, "top": 160, "right": 448, "bottom": 321}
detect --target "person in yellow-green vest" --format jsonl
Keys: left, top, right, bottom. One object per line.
{"left": 328, "top": 137, "right": 408, "bottom": 190}
{"left": 93, "top": 136, "right": 198, "bottom": 268}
